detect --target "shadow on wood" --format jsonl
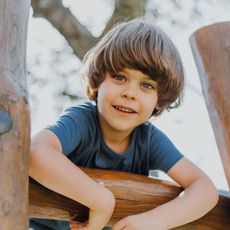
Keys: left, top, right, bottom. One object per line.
{"left": 29, "top": 167, "right": 230, "bottom": 229}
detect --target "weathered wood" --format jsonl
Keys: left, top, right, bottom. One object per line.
{"left": 29, "top": 168, "right": 230, "bottom": 229}
{"left": 190, "top": 22, "right": 230, "bottom": 190}
{"left": 0, "top": 0, "right": 30, "bottom": 229}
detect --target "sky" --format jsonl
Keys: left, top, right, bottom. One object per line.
{"left": 27, "top": 0, "right": 230, "bottom": 190}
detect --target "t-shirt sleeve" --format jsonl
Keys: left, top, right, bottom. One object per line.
{"left": 46, "top": 107, "right": 84, "bottom": 155}
{"left": 149, "top": 126, "right": 183, "bottom": 173}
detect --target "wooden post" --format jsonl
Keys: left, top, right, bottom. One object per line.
{"left": 0, "top": 0, "right": 30, "bottom": 229}
{"left": 190, "top": 22, "right": 230, "bottom": 190}
{"left": 29, "top": 168, "right": 230, "bottom": 229}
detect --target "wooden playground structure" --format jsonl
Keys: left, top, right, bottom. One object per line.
{"left": 0, "top": 0, "right": 230, "bottom": 229}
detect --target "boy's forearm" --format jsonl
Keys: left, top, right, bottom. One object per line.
{"left": 87, "top": 207, "right": 114, "bottom": 230}
{"left": 148, "top": 177, "right": 218, "bottom": 229}
{"left": 29, "top": 146, "right": 115, "bottom": 229}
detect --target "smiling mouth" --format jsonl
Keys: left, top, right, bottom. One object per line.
{"left": 113, "top": 105, "right": 136, "bottom": 114}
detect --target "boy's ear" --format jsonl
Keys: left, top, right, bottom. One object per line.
{"left": 88, "top": 87, "right": 99, "bottom": 101}
{"left": 90, "top": 87, "right": 98, "bottom": 94}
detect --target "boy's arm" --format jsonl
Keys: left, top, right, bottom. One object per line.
{"left": 29, "top": 129, "right": 115, "bottom": 230}
{"left": 113, "top": 157, "right": 219, "bottom": 230}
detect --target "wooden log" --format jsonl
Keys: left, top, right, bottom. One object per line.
{"left": 29, "top": 168, "right": 230, "bottom": 229}
{"left": 190, "top": 22, "right": 230, "bottom": 190}
{"left": 0, "top": 0, "right": 30, "bottom": 229}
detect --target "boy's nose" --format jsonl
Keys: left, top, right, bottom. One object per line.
{"left": 120, "top": 86, "right": 137, "bottom": 100}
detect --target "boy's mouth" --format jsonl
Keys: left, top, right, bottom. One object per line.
{"left": 113, "top": 105, "right": 136, "bottom": 114}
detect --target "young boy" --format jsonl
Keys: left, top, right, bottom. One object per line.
{"left": 29, "top": 19, "right": 219, "bottom": 230}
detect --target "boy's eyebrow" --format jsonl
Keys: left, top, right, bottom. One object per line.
{"left": 120, "top": 69, "right": 157, "bottom": 84}
{"left": 121, "top": 69, "right": 153, "bottom": 79}
{"left": 142, "top": 76, "right": 156, "bottom": 81}
{"left": 117, "top": 69, "right": 127, "bottom": 74}
{"left": 139, "top": 76, "right": 158, "bottom": 86}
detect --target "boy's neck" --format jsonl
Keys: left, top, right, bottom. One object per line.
{"left": 103, "top": 132, "right": 131, "bottom": 154}
{"left": 98, "top": 117, "right": 133, "bottom": 154}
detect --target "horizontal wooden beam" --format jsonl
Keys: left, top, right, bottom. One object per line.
{"left": 29, "top": 168, "right": 230, "bottom": 229}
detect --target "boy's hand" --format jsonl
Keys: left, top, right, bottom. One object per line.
{"left": 70, "top": 180, "right": 113, "bottom": 230}
{"left": 70, "top": 221, "right": 88, "bottom": 230}
{"left": 112, "top": 212, "right": 166, "bottom": 230}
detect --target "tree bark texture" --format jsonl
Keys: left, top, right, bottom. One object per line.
{"left": 29, "top": 168, "right": 230, "bottom": 229}
{"left": 0, "top": 0, "right": 30, "bottom": 229}
{"left": 190, "top": 22, "right": 230, "bottom": 190}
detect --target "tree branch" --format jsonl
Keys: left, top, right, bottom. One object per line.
{"left": 31, "top": 0, "right": 96, "bottom": 59}
{"left": 101, "top": 0, "right": 147, "bottom": 36}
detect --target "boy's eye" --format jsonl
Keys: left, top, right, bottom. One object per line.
{"left": 112, "top": 74, "right": 126, "bottom": 82}
{"left": 141, "top": 82, "right": 155, "bottom": 89}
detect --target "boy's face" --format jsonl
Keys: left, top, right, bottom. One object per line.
{"left": 97, "top": 68, "right": 158, "bottom": 135}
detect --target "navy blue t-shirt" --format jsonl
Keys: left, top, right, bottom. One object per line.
{"left": 30, "top": 102, "right": 183, "bottom": 229}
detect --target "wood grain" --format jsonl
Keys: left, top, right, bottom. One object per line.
{"left": 0, "top": 0, "right": 30, "bottom": 229}
{"left": 190, "top": 22, "right": 230, "bottom": 190}
{"left": 29, "top": 168, "right": 230, "bottom": 229}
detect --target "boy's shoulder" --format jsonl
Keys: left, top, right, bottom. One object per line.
{"left": 138, "top": 122, "right": 175, "bottom": 147}
{"left": 135, "top": 121, "right": 162, "bottom": 142}
{"left": 58, "top": 101, "right": 98, "bottom": 128}
{"left": 65, "top": 101, "right": 96, "bottom": 113}
{"left": 63, "top": 101, "right": 96, "bottom": 118}
{"left": 138, "top": 121, "right": 159, "bottom": 134}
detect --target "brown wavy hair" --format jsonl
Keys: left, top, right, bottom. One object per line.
{"left": 81, "top": 18, "right": 185, "bottom": 116}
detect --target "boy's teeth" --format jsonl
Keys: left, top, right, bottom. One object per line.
{"left": 115, "top": 106, "right": 134, "bottom": 113}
